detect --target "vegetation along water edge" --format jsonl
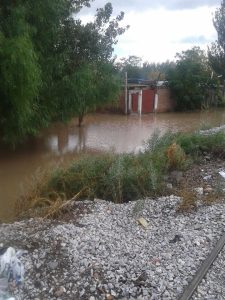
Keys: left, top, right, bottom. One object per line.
{"left": 15, "top": 128, "right": 225, "bottom": 220}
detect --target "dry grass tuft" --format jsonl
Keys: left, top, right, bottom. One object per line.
{"left": 166, "top": 142, "right": 186, "bottom": 170}
{"left": 176, "top": 187, "right": 197, "bottom": 213}
{"left": 203, "top": 189, "right": 224, "bottom": 206}
{"left": 176, "top": 185, "right": 223, "bottom": 213}
{"left": 15, "top": 168, "right": 50, "bottom": 218}
{"left": 15, "top": 167, "right": 85, "bottom": 220}
{"left": 43, "top": 189, "right": 84, "bottom": 219}
{"left": 16, "top": 189, "right": 84, "bottom": 220}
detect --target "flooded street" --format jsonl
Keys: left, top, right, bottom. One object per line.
{"left": 1, "top": 109, "right": 225, "bottom": 221}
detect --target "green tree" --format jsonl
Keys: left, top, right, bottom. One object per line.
{"left": 52, "top": 2, "right": 126, "bottom": 125}
{"left": 116, "top": 56, "right": 143, "bottom": 78}
{"left": 167, "top": 47, "right": 217, "bottom": 111}
{"left": 116, "top": 56, "right": 175, "bottom": 80}
{"left": 208, "top": 0, "right": 225, "bottom": 78}
{"left": 22, "top": 0, "right": 93, "bottom": 127}
{"left": 0, "top": 4, "right": 41, "bottom": 145}
{"left": 142, "top": 61, "right": 175, "bottom": 80}
{"left": 55, "top": 63, "right": 120, "bottom": 126}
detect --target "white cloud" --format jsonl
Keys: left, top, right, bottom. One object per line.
{"left": 80, "top": 0, "right": 220, "bottom": 14}
{"left": 113, "top": 6, "right": 218, "bottom": 62}
{"left": 78, "top": 1, "right": 220, "bottom": 62}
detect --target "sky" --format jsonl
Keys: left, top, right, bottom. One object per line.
{"left": 78, "top": 0, "right": 221, "bottom": 63}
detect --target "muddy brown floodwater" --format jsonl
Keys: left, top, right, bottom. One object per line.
{"left": 1, "top": 110, "right": 225, "bottom": 221}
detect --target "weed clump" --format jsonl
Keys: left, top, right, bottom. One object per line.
{"left": 166, "top": 142, "right": 186, "bottom": 170}
{"left": 176, "top": 188, "right": 197, "bottom": 213}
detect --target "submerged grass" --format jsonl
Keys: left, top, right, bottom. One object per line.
{"left": 16, "top": 129, "right": 225, "bottom": 219}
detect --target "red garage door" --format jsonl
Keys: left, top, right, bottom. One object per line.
{"left": 131, "top": 93, "right": 138, "bottom": 113}
{"left": 142, "top": 89, "right": 155, "bottom": 113}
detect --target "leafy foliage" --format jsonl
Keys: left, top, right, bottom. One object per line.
{"left": 0, "top": 5, "right": 41, "bottom": 145}
{"left": 167, "top": 47, "right": 219, "bottom": 111}
{"left": 116, "top": 55, "right": 175, "bottom": 80}
{"left": 208, "top": 0, "right": 225, "bottom": 78}
{"left": 54, "top": 62, "right": 120, "bottom": 126}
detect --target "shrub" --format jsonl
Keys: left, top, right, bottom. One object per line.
{"left": 176, "top": 131, "right": 225, "bottom": 158}
{"left": 47, "top": 154, "right": 115, "bottom": 200}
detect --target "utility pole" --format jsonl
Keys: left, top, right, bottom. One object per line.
{"left": 125, "top": 72, "right": 128, "bottom": 114}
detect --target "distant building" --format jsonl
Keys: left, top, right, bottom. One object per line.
{"left": 120, "top": 79, "right": 176, "bottom": 114}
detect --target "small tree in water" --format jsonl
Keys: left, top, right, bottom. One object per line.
{"left": 55, "top": 63, "right": 120, "bottom": 126}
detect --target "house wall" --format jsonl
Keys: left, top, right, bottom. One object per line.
{"left": 119, "top": 93, "right": 126, "bottom": 112}
{"left": 156, "top": 88, "right": 176, "bottom": 113}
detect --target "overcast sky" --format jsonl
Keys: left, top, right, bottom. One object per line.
{"left": 79, "top": 0, "right": 221, "bottom": 62}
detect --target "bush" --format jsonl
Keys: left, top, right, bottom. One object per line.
{"left": 47, "top": 154, "right": 115, "bottom": 199}
{"left": 47, "top": 152, "right": 165, "bottom": 204}
{"left": 176, "top": 131, "right": 225, "bottom": 158}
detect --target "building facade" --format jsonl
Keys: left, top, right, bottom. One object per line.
{"left": 120, "top": 81, "right": 176, "bottom": 114}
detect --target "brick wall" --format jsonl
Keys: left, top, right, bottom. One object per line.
{"left": 156, "top": 88, "right": 176, "bottom": 113}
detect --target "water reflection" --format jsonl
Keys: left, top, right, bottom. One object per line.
{"left": 47, "top": 126, "right": 87, "bottom": 155}
{"left": 41, "top": 110, "right": 225, "bottom": 155}
{"left": 1, "top": 109, "right": 225, "bottom": 221}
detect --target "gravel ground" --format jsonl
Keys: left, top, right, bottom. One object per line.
{"left": 1, "top": 196, "right": 225, "bottom": 299}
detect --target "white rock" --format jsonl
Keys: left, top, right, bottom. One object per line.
{"left": 219, "top": 171, "right": 225, "bottom": 179}
{"left": 194, "top": 187, "right": 204, "bottom": 196}
{"left": 137, "top": 217, "right": 148, "bottom": 229}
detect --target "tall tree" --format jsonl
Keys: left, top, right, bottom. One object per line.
{"left": 143, "top": 61, "right": 175, "bottom": 80}
{"left": 0, "top": 4, "right": 41, "bottom": 145}
{"left": 116, "top": 56, "right": 143, "bottom": 78}
{"left": 208, "top": 0, "right": 225, "bottom": 78}
{"left": 54, "top": 62, "right": 120, "bottom": 126}
{"left": 52, "top": 2, "right": 127, "bottom": 125}
{"left": 116, "top": 56, "right": 175, "bottom": 80}
{"left": 167, "top": 47, "right": 218, "bottom": 111}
